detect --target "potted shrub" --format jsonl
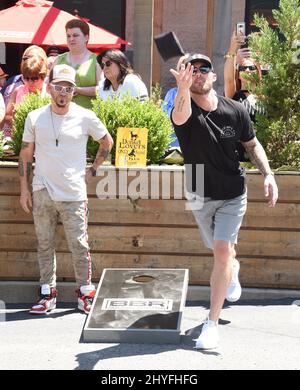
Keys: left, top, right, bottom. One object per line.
{"left": 248, "top": 0, "right": 300, "bottom": 170}
{"left": 0, "top": 131, "right": 5, "bottom": 158}
{"left": 11, "top": 93, "right": 51, "bottom": 156}
{"left": 90, "top": 94, "right": 173, "bottom": 164}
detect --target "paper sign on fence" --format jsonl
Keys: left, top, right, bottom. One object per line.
{"left": 115, "top": 127, "right": 148, "bottom": 167}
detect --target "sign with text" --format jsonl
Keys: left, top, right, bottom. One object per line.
{"left": 115, "top": 127, "right": 148, "bottom": 167}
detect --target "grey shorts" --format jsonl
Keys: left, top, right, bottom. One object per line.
{"left": 191, "top": 192, "right": 247, "bottom": 250}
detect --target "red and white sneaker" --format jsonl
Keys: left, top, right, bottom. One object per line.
{"left": 29, "top": 284, "right": 58, "bottom": 314}
{"left": 77, "top": 285, "right": 96, "bottom": 314}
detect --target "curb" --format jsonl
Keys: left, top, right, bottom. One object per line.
{"left": 1, "top": 281, "right": 300, "bottom": 304}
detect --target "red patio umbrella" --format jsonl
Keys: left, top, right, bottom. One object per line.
{"left": 0, "top": 0, "right": 129, "bottom": 49}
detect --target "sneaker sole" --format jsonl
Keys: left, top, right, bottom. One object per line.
{"left": 194, "top": 341, "right": 219, "bottom": 350}
{"left": 77, "top": 302, "right": 90, "bottom": 314}
{"left": 29, "top": 305, "right": 56, "bottom": 314}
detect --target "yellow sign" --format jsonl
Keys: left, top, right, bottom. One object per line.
{"left": 115, "top": 127, "right": 148, "bottom": 167}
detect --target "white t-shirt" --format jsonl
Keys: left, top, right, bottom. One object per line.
{"left": 0, "top": 93, "right": 5, "bottom": 123}
{"left": 23, "top": 102, "right": 108, "bottom": 201}
{"left": 98, "top": 73, "right": 148, "bottom": 101}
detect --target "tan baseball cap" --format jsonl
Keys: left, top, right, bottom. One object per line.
{"left": 51, "top": 64, "right": 76, "bottom": 86}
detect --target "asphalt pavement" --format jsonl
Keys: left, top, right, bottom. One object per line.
{"left": 1, "top": 296, "right": 300, "bottom": 371}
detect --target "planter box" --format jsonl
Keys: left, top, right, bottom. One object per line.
{"left": 0, "top": 162, "right": 299, "bottom": 289}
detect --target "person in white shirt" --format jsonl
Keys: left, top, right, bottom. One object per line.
{"left": 19, "top": 64, "right": 113, "bottom": 315}
{"left": 97, "top": 49, "right": 148, "bottom": 102}
{"left": 0, "top": 93, "right": 5, "bottom": 123}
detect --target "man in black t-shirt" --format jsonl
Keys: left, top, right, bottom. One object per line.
{"left": 170, "top": 53, "right": 278, "bottom": 350}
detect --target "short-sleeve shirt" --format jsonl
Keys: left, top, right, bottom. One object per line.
{"left": 172, "top": 95, "right": 255, "bottom": 200}
{"left": 0, "top": 93, "right": 5, "bottom": 122}
{"left": 23, "top": 102, "right": 108, "bottom": 201}
{"left": 57, "top": 52, "right": 97, "bottom": 109}
{"left": 98, "top": 74, "right": 148, "bottom": 101}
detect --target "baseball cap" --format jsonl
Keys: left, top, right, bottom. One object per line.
{"left": 184, "top": 53, "right": 213, "bottom": 70}
{"left": 51, "top": 64, "right": 76, "bottom": 86}
{"left": 0, "top": 66, "right": 9, "bottom": 79}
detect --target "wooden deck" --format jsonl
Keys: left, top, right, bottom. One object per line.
{"left": 0, "top": 163, "right": 299, "bottom": 288}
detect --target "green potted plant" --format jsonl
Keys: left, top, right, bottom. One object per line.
{"left": 0, "top": 131, "right": 5, "bottom": 158}
{"left": 248, "top": 0, "right": 300, "bottom": 170}
{"left": 90, "top": 94, "right": 173, "bottom": 164}
{"left": 11, "top": 93, "right": 51, "bottom": 156}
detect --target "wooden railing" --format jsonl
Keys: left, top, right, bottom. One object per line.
{"left": 0, "top": 163, "right": 299, "bottom": 289}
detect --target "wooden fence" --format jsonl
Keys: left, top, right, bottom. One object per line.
{"left": 0, "top": 163, "right": 299, "bottom": 289}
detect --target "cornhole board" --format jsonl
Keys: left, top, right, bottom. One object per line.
{"left": 83, "top": 268, "right": 189, "bottom": 344}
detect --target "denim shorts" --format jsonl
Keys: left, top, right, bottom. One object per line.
{"left": 191, "top": 192, "right": 247, "bottom": 250}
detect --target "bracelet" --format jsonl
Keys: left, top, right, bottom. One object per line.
{"left": 90, "top": 166, "right": 97, "bottom": 177}
{"left": 224, "top": 52, "right": 236, "bottom": 59}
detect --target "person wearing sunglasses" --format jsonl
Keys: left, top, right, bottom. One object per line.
{"left": 0, "top": 93, "right": 5, "bottom": 124}
{"left": 97, "top": 49, "right": 148, "bottom": 102}
{"left": 224, "top": 30, "right": 263, "bottom": 122}
{"left": 1, "top": 45, "right": 48, "bottom": 138}
{"left": 53, "top": 19, "right": 103, "bottom": 109}
{"left": 170, "top": 53, "right": 278, "bottom": 350}
{"left": 5, "top": 55, "right": 48, "bottom": 133}
{"left": 19, "top": 64, "right": 113, "bottom": 315}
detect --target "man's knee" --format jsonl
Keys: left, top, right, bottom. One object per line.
{"left": 213, "top": 240, "right": 235, "bottom": 264}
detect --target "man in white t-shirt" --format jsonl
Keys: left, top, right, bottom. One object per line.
{"left": 19, "top": 64, "right": 113, "bottom": 315}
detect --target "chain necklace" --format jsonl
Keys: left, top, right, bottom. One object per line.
{"left": 50, "top": 108, "right": 61, "bottom": 147}
{"left": 200, "top": 108, "right": 212, "bottom": 120}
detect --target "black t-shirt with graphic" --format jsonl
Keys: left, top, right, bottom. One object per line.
{"left": 172, "top": 95, "right": 255, "bottom": 200}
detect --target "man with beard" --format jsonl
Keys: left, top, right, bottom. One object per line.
{"left": 19, "top": 64, "right": 113, "bottom": 315}
{"left": 170, "top": 54, "right": 278, "bottom": 349}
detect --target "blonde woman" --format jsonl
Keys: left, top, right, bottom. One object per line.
{"left": 1, "top": 45, "right": 48, "bottom": 137}
{"left": 5, "top": 56, "right": 48, "bottom": 129}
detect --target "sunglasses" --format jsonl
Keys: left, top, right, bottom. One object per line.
{"left": 23, "top": 76, "right": 40, "bottom": 82}
{"left": 192, "top": 66, "right": 211, "bottom": 75}
{"left": 238, "top": 65, "right": 257, "bottom": 72}
{"left": 51, "top": 84, "right": 75, "bottom": 94}
{"left": 100, "top": 60, "right": 112, "bottom": 69}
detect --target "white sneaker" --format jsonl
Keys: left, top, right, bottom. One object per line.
{"left": 226, "top": 258, "right": 242, "bottom": 302}
{"left": 193, "top": 319, "right": 219, "bottom": 350}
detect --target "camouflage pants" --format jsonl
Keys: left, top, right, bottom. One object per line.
{"left": 32, "top": 188, "right": 92, "bottom": 288}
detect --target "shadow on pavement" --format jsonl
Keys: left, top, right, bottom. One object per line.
{"left": 3, "top": 303, "right": 79, "bottom": 322}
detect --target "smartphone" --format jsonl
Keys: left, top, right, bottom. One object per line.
{"left": 236, "top": 22, "right": 246, "bottom": 44}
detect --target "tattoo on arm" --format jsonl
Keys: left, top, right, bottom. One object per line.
{"left": 177, "top": 97, "right": 185, "bottom": 113}
{"left": 21, "top": 142, "right": 30, "bottom": 150}
{"left": 18, "top": 157, "right": 24, "bottom": 177}
{"left": 243, "top": 140, "right": 270, "bottom": 176}
{"left": 100, "top": 149, "right": 110, "bottom": 160}
{"left": 26, "top": 162, "right": 32, "bottom": 179}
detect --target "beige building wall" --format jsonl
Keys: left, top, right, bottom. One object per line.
{"left": 125, "top": 0, "right": 247, "bottom": 96}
